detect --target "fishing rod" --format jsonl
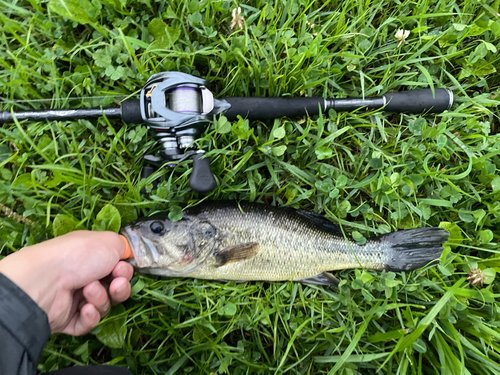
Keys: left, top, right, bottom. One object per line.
{"left": 0, "top": 72, "right": 453, "bottom": 194}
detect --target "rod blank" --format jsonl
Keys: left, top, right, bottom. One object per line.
{"left": 0, "top": 107, "right": 122, "bottom": 124}
{"left": 0, "top": 88, "right": 453, "bottom": 125}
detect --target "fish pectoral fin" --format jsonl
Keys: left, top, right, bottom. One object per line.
{"left": 297, "top": 272, "right": 339, "bottom": 287}
{"left": 214, "top": 242, "right": 259, "bottom": 267}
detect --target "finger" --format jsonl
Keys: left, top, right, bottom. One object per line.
{"left": 57, "top": 231, "right": 126, "bottom": 288}
{"left": 49, "top": 290, "right": 85, "bottom": 333}
{"left": 100, "top": 262, "right": 132, "bottom": 290}
{"left": 62, "top": 303, "right": 100, "bottom": 336}
{"left": 83, "top": 280, "right": 111, "bottom": 318}
{"left": 109, "top": 277, "right": 132, "bottom": 305}
{"left": 112, "top": 261, "right": 134, "bottom": 281}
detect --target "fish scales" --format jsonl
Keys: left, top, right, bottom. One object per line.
{"left": 121, "top": 201, "right": 449, "bottom": 284}
{"left": 183, "top": 203, "right": 384, "bottom": 281}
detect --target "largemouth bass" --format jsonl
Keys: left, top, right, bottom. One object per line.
{"left": 120, "top": 201, "right": 449, "bottom": 285}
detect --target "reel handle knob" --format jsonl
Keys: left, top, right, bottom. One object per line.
{"left": 140, "top": 162, "right": 160, "bottom": 194}
{"left": 189, "top": 152, "right": 216, "bottom": 194}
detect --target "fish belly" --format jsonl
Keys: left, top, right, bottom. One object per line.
{"left": 185, "top": 236, "right": 385, "bottom": 281}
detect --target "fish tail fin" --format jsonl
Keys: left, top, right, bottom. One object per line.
{"left": 380, "top": 228, "right": 449, "bottom": 271}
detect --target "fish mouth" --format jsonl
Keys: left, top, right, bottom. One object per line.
{"left": 121, "top": 227, "right": 161, "bottom": 267}
{"left": 142, "top": 236, "right": 160, "bottom": 263}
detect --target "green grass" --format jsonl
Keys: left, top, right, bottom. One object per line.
{"left": 1, "top": 0, "right": 500, "bottom": 373}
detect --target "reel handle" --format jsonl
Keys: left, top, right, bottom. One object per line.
{"left": 189, "top": 152, "right": 216, "bottom": 194}
{"left": 140, "top": 152, "right": 216, "bottom": 194}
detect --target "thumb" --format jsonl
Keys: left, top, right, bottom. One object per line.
{"left": 48, "top": 231, "right": 126, "bottom": 289}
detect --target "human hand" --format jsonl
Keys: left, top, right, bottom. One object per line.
{"left": 0, "top": 231, "right": 134, "bottom": 335}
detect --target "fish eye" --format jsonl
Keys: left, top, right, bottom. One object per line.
{"left": 150, "top": 221, "right": 165, "bottom": 234}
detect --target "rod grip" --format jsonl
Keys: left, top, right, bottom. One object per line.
{"left": 121, "top": 99, "right": 144, "bottom": 124}
{"left": 383, "top": 88, "right": 453, "bottom": 113}
{"left": 223, "top": 97, "right": 325, "bottom": 121}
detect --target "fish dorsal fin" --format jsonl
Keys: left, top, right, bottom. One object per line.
{"left": 297, "top": 271, "right": 339, "bottom": 287}
{"left": 214, "top": 242, "right": 259, "bottom": 267}
{"left": 295, "top": 210, "right": 345, "bottom": 237}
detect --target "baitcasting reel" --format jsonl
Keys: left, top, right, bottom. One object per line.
{"left": 0, "top": 71, "right": 454, "bottom": 194}
{"left": 137, "top": 72, "right": 230, "bottom": 194}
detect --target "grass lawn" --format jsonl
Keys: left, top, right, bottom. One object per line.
{"left": 1, "top": 0, "right": 500, "bottom": 373}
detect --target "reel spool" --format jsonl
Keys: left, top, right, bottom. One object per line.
{"left": 139, "top": 72, "right": 230, "bottom": 193}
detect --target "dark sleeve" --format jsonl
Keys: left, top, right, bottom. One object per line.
{"left": 0, "top": 273, "right": 50, "bottom": 375}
